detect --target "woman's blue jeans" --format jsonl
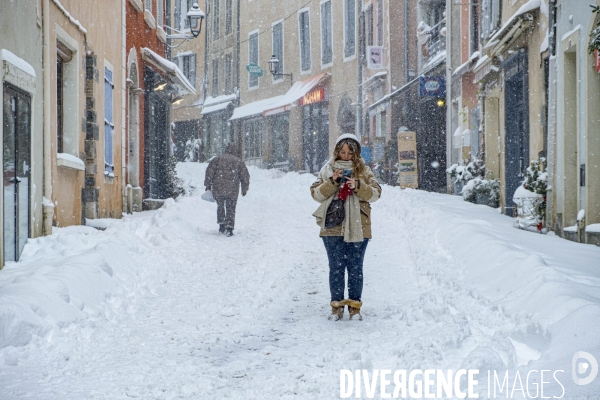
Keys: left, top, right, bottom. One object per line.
{"left": 322, "top": 236, "right": 369, "bottom": 302}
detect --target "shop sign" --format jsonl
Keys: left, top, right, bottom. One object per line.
{"left": 299, "top": 88, "right": 325, "bottom": 106}
{"left": 419, "top": 76, "right": 446, "bottom": 97}
{"left": 246, "top": 63, "right": 264, "bottom": 77}
{"left": 367, "top": 46, "right": 383, "bottom": 69}
{"left": 595, "top": 50, "right": 600, "bottom": 74}
{"left": 397, "top": 131, "right": 419, "bottom": 189}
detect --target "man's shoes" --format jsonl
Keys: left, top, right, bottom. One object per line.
{"left": 225, "top": 228, "right": 233, "bottom": 237}
{"left": 219, "top": 224, "right": 225, "bottom": 234}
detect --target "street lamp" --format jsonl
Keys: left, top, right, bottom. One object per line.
{"left": 187, "top": 3, "right": 205, "bottom": 38}
{"left": 165, "top": 3, "right": 205, "bottom": 42}
{"left": 267, "top": 55, "right": 293, "bottom": 86}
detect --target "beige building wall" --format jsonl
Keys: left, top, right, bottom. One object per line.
{"left": 479, "top": 0, "right": 548, "bottom": 213}
{"left": 49, "top": 0, "right": 125, "bottom": 225}
{"left": 238, "top": 0, "right": 359, "bottom": 169}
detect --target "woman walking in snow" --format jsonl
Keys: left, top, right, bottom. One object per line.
{"left": 310, "top": 134, "right": 382, "bottom": 321}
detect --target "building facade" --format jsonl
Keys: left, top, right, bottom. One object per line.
{"left": 169, "top": 0, "right": 206, "bottom": 163}
{"left": 201, "top": 0, "right": 240, "bottom": 161}
{"left": 126, "top": 0, "right": 195, "bottom": 211}
{"left": 0, "top": 0, "right": 44, "bottom": 265}
{"left": 548, "top": 0, "right": 600, "bottom": 244}
{"left": 232, "top": 0, "right": 360, "bottom": 172}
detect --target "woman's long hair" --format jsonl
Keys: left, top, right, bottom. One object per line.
{"left": 333, "top": 139, "right": 366, "bottom": 177}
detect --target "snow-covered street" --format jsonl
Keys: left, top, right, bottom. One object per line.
{"left": 0, "top": 163, "right": 599, "bottom": 399}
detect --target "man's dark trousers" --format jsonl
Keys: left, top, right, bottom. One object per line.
{"left": 215, "top": 197, "right": 238, "bottom": 230}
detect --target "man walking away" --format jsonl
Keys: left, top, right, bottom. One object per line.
{"left": 204, "top": 143, "right": 250, "bottom": 237}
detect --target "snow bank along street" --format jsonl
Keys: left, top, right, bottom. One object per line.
{"left": 0, "top": 163, "right": 599, "bottom": 399}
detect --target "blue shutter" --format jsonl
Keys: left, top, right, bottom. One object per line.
{"left": 104, "top": 67, "right": 114, "bottom": 174}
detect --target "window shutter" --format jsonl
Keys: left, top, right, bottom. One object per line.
{"left": 213, "top": 0, "right": 220, "bottom": 39}
{"left": 175, "top": 0, "right": 181, "bottom": 30}
{"left": 249, "top": 33, "right": 258, "bottom": 87}
{"left": 300, "top": 11, "right": 311, "bottom": 71}
{"left": 345, "top": 0, "right": 356, "bottom": 57}
{"left": 322, "top": 1, "right": 332, "bottom": 64}
{"left": 190, "top": 54, "right": 196, "bottom": 88}
{"left": 492, "top": 0, "right": 500, "bottom": 31}
{"left": 145, "top": 0, "right": 152, "bottom": 12}
{"left": 377, "top": 0, "right": 383, "bottom": 46}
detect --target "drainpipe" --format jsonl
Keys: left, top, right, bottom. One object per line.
{"left": 357, "top": 11, "right": 364, "bottom": 141}
{"left": 445, "top": 0, "right": 452, "bottom": 193}
{"left": 404, "top": 0, "right": 409, "bottom": 83}
{"left": 546, "top": 0, "right": 558, "bottom": 229}
{"left": 42, "top": 0, "right": 54, "bottom": 235}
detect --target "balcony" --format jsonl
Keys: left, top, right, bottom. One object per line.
{"left": 417, "top": 18, "right": 447, "bottom": 70}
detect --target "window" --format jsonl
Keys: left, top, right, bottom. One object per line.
{"left": 321, "top": 1, "right": 332, "bottom": 65}
{"left": 482, "top": 0, "right": 500, "bottom": 39}
{"left": 157, "top": 0, "right": 163, "bottom": 28}
{"left": 225, "top": 53, "right": 233, "bottom": 94}
{"left": 366, "top": 4, "right": 374, "bottom": 47}
{"left": 243, "top": 119, "right": 262, "bottom": 159}
{"left": 56, "top": 41, "right": 72, "bottom": 154}
{"left": 272, "top": 22, "right": 284, "bottom": 77}
{"left": 376, "top": 111, "right": 386, "bottom": 138}
{"left": 299, "top": 10, "right": 311, "bottom": 71}
{"left": 213, "top": 0, "right": 220, "bottom": 40}
{"left": 377, "top": 0, "right": 383, "bottom": 46}
{"left": 248, "top": 31, "right": 259, "bottom": 87}
{"left": 470, "top": 0, "right": 479, "bottom": 54}
{"left": 56, "top": 56, "right": 65, "bottom": 154}
{"left": 104, "top": 67, "right": 114, "bottom": 175}
{"left": 212, "top": 58, "right": 219, "bottom": 96}
{"left": 180, "top": 53, "right": 196, "bottom": 88}
{"left": 344, "top": 0, "right": 356, "bottom": 57}
{"left": 225, "top": 0, "right": 233, "bottom": 34}
{"left": 145, "top": 0, "right": 152, "bottom": 12}
{"left": 180, "top": 0, "right": 193, "bottom": 29}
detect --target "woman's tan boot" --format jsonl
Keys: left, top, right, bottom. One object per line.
{"left": 346, "top": 299, "right": 363, "bottom": 320}
{"left": 329, "top": 301, "right": 345, "bottom": 321}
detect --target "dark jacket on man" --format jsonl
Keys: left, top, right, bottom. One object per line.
{"left": 204, "top": 143, "right": 250, "bottom": 198}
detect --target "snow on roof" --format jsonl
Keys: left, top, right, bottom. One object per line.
{"left": 203, "top": 93, "right": 238, "bottom": 107}
{"left": 229, "top": 95, "right": 286, "bottom": 121}
{"left": 473, "top": 54, "right": 490, "bottom": 72}
{"left": 485, "top": 0, "right": 541, "bottom": 49}
{"left": 453, "top": 52, "right": 480, "bottom": 77}
{"left": 262, "top": 73, "right": 329, "bottom": 116}
{"left": 422, "top": 50, "right": 446, "bottom": 71}
{"left": 585, "top": 223, "right": 600, "bottom": 233}
{"left": 362, "top": 71, "right": 387, "bottom": 86}
{"left": 1, "top": 49, "right": 36, "bottom": 77}
{"left": 201, "top": 101, "right": 232, "bottom": 115}
{"left": 52, "top": 0, "right": 87, "bottom": 35}
{"left": 141, "top": 47, "right": 196, "bottom": 94}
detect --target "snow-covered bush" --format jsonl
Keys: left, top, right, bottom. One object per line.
{"left": 461, "top": 177, "right": 500, "bottom": 207}
{"left": 184, "top": 138, "right": 202, "bottom": 162}
{"left": 522, "top": 157, "right": 547, "bottom": 221}
{"left": 589, "top": 5, "right": 600, "bottom": 54}
{"left": 446, "top": 158, "right": 485, "bottom": 184}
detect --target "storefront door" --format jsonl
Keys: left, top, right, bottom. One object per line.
{"left": 3, "top": 83, "right": 31, "bottom": 262}
{"left": 504, "top": 54, "right": 529, "bottom": 216}
{"left": 145, "top": 92, "right": 169, "bottom": 199}
{"left": 302, "top": 103, "right": 329, "bottom": 173}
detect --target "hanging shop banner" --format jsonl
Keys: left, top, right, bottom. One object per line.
{"left": 299, "top": 88, "right": 326, "bottom": 106}
{"left": 397, "top": 131, "right": 419, "bottom": 189}
{"left": 419, "top": 76, "right": 446, "bottom": 97}
{"left": 246, "top": 63, "right": 264, "bottom": 77}
{"left": 367, "top": 46, "right": 383, "bottom": 70}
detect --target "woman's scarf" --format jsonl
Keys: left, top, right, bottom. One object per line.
{"left": 312, "top": 159, "right": 364, "bottom": 243}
